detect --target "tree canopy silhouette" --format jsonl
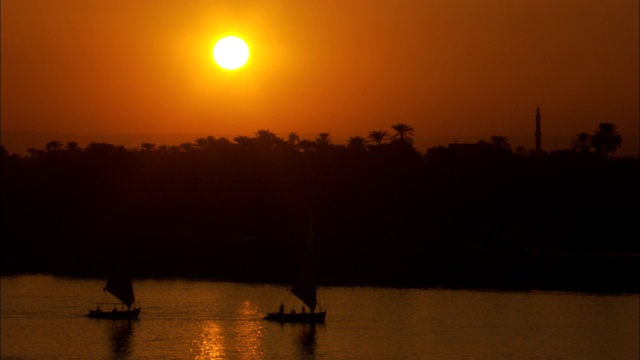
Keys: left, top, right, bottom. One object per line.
{"left": 591, "top": 123, "right": 622, "bottom": 158}
{"left": 1, "top": 122, "right": 638, "bottom": 293}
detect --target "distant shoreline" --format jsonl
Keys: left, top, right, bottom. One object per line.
{"left": 3, "top": 250, "right": 638, "bottom": 295}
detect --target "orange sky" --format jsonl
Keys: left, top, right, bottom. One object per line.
{"left": 2, "top": 0, "right": 638, "bottom": 154}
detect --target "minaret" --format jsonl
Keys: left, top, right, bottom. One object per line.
{"left": 535, "top": 106, "right": 541, "bottom": 153}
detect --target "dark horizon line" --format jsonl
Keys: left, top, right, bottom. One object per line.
{"left": 2, "top": 129, "right": 638, "bottom": 156}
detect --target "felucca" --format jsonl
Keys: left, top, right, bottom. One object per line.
{"left": 86, "top": 270, "right": 140, "bottom": 320}
{"left": 264, "top": 219, "right": 326, "bottom": 323}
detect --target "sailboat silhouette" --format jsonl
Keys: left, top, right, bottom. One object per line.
{"left": 264, "top": 217, "right": 326, "bottom": 323}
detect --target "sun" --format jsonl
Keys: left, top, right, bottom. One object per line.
{"left": 213, "top": 36, "right": 250, "bottom": 70}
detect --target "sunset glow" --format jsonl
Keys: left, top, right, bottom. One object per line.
{"left": 0, "top": 0, "right": 638, "bottom": 154}
{"left": 1, "top": 2, "right": 639, "bottom": 358}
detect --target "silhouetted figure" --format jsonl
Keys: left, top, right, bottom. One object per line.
{"left": 96, "top": 306, "right": 102, "bottom": 312}
{"left": 112, "top": 307, "right": 118, "bottom": 312}
{"left": 279, "top": 303, "right": 284, "bottom": 314}
{"left": 291, "top": 309, "right": 296, "bottom": 315}
{"left": 302, "top": 306, "right": 306, "bottom": 314}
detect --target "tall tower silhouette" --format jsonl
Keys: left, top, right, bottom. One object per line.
{"left": 535, "top": 106, "right": 541, "bottom": 153}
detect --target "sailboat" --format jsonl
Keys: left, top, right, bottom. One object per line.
{"left": 86, "top": 271, "right": 141, "bottom": 320}
{"left": 264, "top": 219, "right": 326, "bottom": 323}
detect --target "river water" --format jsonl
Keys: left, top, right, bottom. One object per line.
{"left": 1, "top": 275, "right": 638, "bottom": 359}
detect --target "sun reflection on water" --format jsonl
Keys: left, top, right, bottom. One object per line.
{"left": 235, "top": 300, "right": 265, "bottom": 359}
{"left": 192, "top": 300, "right": 265, "bottom": 359}
{"left": 193, "top": 321, "right": 225, "bottom": 360}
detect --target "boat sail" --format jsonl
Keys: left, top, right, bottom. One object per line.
{"left": 105, "top": 272, "right": 135, "bottom": 308}
{"left": 86, "top": 269, "right": 141, "bottom": 320}
{"left": 264, "top": 219, "right": 326, "bottom": 323}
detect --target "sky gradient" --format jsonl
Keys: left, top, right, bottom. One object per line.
{"left": 2, "top": 0, "right": 638, "bottom": 154}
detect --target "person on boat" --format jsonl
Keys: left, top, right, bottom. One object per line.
{"left": 291, "top": 308, "right": 296, "bottom": 314}
{"left": 96, "top": 306, "right": 102, "bottom": 312}
{"left": 279, "top": 303, "right": 284, "bottom": 315}
{"left": 301, "top": 306, "right": 306, "bottom": 314}
{"left": 112, "top": 307, "right": 118, "bottom": 312}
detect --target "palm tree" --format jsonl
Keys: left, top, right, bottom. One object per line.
{"left": 570, "top": 133, "right": 591, "bottom": 153}
{"left": 195, "top": 136, "right": 216, "bottom": 150}
{"left": 591, "top": 123, "right": 622, "bottom": 158}
{"left": 234, "top": 136, "right": 254, "bottom": 149}
{"left": 85, "top": 142, "right": 116, "bottom": 154}
{"left": 195, "top": 137, "right": 207, "bottom": 149}
{"left": 66, "top": 141, "right": 80, "bottom": 151}
{"left": 287, "top": 132, "right": 300, "bottom": 146}
{"left": 254, "top": 130, "right": 286, "bottom": 151}
{"left": 347, "top": 136, "right": 367, "bottom": 152}
{"left": 45, "top": 140, "right": 63, "bottom": 152}
{"left": 368, "top": 130, "right": 389, "bottom": 145}
{"left": 316, "top": 133, "right": 332, "bottom": 148}
{"left": 140, "top": 142, "right": 157, "bottom": 152}
{"left": 179, "top": 142, "right": 194, "bottom": 152}
{"left": 255, "top": 129, "right": 277, "bottom": 141}
{"left": 167, "top": 145, "right": 181, "bottom": 154}
{"left": 391, "top": 123, "right": 415, "bottom": 145}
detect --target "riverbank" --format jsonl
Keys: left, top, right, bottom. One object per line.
{"left": 3, "top": 249, "right": 638, "bottom": 294}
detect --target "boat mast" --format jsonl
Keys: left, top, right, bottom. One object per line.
{"left": 291, "top": 213, "right": 317, "bottom": 311}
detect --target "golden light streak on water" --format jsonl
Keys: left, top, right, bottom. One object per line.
{"left": 235, "top": 300, "right": 265, "bottom": 359}
{"left": 193, "top": 321, "right": 225, "bottom": 360}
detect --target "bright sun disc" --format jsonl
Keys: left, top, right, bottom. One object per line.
{"left": 213, "top": 36, "right": 249, "bottom": 70}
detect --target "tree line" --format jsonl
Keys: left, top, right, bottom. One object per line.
{"left": 1, "top": 122, "right": 638, "bottom": 292}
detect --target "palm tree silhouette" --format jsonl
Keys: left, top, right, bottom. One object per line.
{"left": 194, "top": 136, "right": 216, "bottom": 150}
{"left": 347, "top": 136, "right": 367, "bottom": 152}
{"left": 315, "top": 133, "right": 332, "bottom": 148}
{"left": 287, "top": 132, "right": 300, "bottom": 147}
{"left": 391, "top": 124, "right": 415, "bottom": 145}
{"left": 140, "top": 142, "right": 157, "bottom": 152}
{"left": 255, "top": 130, "right": 284, "bottom": 150}
{"left": 179, "top": 142, "right": 194, "bottom": 152}
{"left": 368, "top": 130, "right": 389, "bottom": 146}
{"left": 66, "top": 141, "right": 81, "bottom": 151}
{"left": 45, "top": 140, "right": 63, "bottom": 152}
{"left": 570, "top": 133, "right": 591, "bottom": 153}
{"left": 591, "top": 123, "right": 622, "bottom": 158}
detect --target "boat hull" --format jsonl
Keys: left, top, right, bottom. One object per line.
{"left": 86, "top": 308, "right": 140, "bottom": 320}
{"left": 264, "top": 311, "right": 326, "bottom": 323}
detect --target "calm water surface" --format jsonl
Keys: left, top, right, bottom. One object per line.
{"left": 1, "top": 275, "right": 638, "bottom": 359}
